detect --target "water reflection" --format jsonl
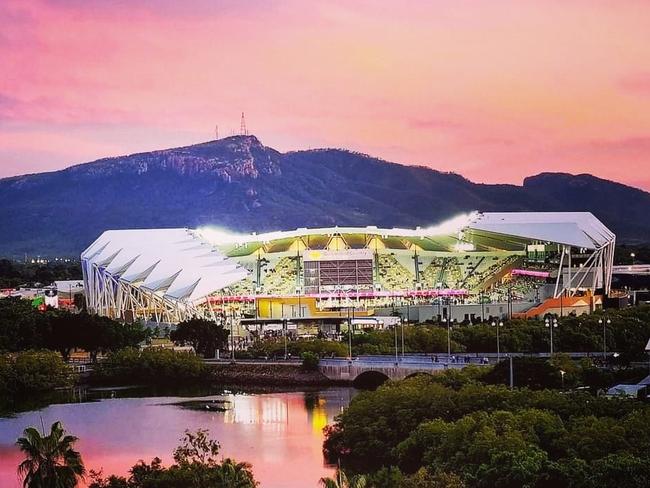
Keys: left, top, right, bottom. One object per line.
{"left": 0, "top": 388, "right": 354, "bottom": 488}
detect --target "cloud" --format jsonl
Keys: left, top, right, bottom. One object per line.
{"left": 619, "top": 72, "right": 650, "bottom": 97}
{"left": 0, "top": 92, "right": 143, "bottom": 126}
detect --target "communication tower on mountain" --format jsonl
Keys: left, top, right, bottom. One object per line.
{"left": 240, "top": 112, "right": 248, "bottom": 136}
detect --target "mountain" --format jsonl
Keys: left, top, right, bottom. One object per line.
{"left": 0, "top": 135, "right": 649, "bottom": 257}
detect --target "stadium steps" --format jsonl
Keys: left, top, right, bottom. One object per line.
{"left": 477, "top": 256, "right": 523, "bottom": 292}
{"left": 460, "top": 256, "right": 485, "bottom": 288}
{"left": 513, "top": 294, "right": 600, "bottom": 319}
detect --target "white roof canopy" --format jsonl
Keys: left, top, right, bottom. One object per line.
{"left": 468, "top": 212, "right": 615, "bottom": 249}
{"left": 81, "top": 228, "right": 248, "bottom": 304}
{"left": 196, "top": 211, "right": 614, "bottom": 251}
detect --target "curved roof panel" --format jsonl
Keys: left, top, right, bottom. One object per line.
{"left": 467, "top": 212, "right": 615, "bottom": 249}
{"left": 198, "top": 212, "right": 614, "bottom": 254}
{"left": 81, "top": 228, "right": 249, "bottom": 304}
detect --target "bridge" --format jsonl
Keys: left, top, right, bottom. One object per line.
{"left": 612, "top": 264, "right": 650, "bottom": 275}
{"left": 318, "top": 355, "right": 488, "bottom": 383}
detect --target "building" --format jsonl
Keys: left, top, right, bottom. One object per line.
{"left": 81, "top": 212, "right": 615, "bottom": 329}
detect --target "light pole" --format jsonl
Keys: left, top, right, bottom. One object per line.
{"left": 631, "top": 252, "right": 636, "bottom": 265}
{"left": 447, "top": 317, "right": 455, "bottom": 360}
{"left": 545, "top": 317, "right": 558, "bottom": 355}
{"left": 394, "top": 323, "right": 399, "bottom": 364}
{"left": 347, "top": 307, "right": 352, "bottom": 360}
{"left": 492, "top": 320, "right": 504, "bottom": 362}
{"left": 508, "top": 354, "right": 514, "bottom": 389}
{"left": 283, "top": 318, "right": 288, "bottom": 360}
{"left": 401, "top": 308, "right": 406, "bottom": 358}
{"left": 599, "top": 317, "right": 611, "bottom": 361}
{"left": 230, "top": 308, "right": 236, "bottom": 362}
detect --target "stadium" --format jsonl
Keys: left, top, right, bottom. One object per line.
{"left": 81, "top": 212, "right": 616, "bottom": 336}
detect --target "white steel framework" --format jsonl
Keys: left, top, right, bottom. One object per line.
{"left": 81, "top": 228, "right": 248, "bottom": 323}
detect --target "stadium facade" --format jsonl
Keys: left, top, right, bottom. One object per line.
{"left": 81, "top": 212, "right": 615, "bottom": 325}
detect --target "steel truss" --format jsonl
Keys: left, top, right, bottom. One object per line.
{"left": 83, "top": 260, "right": 209, "bottom": 323}
{"left": 553, "top": 238, "right": 615, "bottom": 298}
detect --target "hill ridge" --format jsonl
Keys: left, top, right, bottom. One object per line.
{"left": 0, "top": 135, "right": 648, "bottom": 256}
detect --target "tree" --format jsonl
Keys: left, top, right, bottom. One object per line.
{"left": 320, "top": 469, "right": 367, "bottom": 488}
{"left": 91, "top": 348, "right": 206, "bottom": 385}
{"left": 483, "top": 357, "right": 562, "bottom": 390}
{"left": 173, "top": 429, "right": 221, "bottom": 467}
{"left": 213, "top": 459, "right": 258, "bottom": 487}
{"left": 89, "top": 429, "right": 257, "bottom": 488}
{"left": 48, "top": 312, "right": 87, "bottom": 361}
{"left": 301, "top": 351, "right": 319, "bottom": 370}
{"left": 17, "top": 421, "right": 85, "bottom": 488}
{"left": 588, "top": 453, "right": 650, "bottom": 488}
{"left": 47, "top": 312, "right": 149, "bottom": 362}
{"left": 0, "top": 298, "right": 50, "bottom": 352}
{"left": 170, "top": 318, "right": 229, "bottom": 357}
{"left": 10, "top": 350, "right": 72, "bottom": 393}
{"left": 399, "top": 468, "right": 465, "bottom": 488}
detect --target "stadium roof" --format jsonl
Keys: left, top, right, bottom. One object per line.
{"left": 81, "top": 228, "right": 248, "bottom": 303}
{"left": 82, "top": 212, "right": 615, "bottom": 307}
{"left": 198, "top": 211, "right": 615, "bottom": 255}
{"left": 468, "top": 212, "right": 615, "bottom": 249}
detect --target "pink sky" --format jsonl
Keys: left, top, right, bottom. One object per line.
{"left": 1, "top": 0, "right": 649, "bottom": 190}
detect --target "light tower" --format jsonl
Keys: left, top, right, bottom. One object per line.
{"left": 240, "top": 112, "right": 247, "bottom": 136}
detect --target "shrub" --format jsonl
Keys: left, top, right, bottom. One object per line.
{"left": 92, "top": 347, "right": 207, "bottom": 385}
{"left": 300, "top": 351, "right": 319, "bottom": 371}
{"left": 0, "top": 350, "right": 72, "bottom": 394}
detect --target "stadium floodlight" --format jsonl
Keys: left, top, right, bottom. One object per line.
{"left": 408, "top": 211, "right": 478, "bottom": 238}
{"left": 453, "top": 242, "right": 475, "bottom": 252}
{"left": 197, "top": 226, "right": 248, "bottom": 245}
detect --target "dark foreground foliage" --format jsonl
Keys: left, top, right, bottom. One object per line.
{"left": 89, "top": 429, "right": 257, "bottom": 488}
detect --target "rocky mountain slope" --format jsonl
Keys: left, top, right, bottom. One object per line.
{"left": 0, "top": 135, "right": 648, "bottom": 256}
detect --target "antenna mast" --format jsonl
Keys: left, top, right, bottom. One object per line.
{"left": 240, "top": 112, "right": 247, "bottom": 136}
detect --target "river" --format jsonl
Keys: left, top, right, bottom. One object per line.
{"left": 0, "top": 387, "right": 355, "bottom": 487}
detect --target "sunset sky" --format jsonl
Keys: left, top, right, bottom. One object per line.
{"left": 1, "top": 0, "right": 649, "bottom": 190}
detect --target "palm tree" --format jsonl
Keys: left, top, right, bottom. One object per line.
{"left": 214, "top": 458, "right": 258, "bottom": 487}
{"left": 16, "top": 421, "right": 85, "bottom": 488}
{"left": 320, "top": 469, "right": 367, "bottom": 488}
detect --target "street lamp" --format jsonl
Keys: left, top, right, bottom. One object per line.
{"left": 560, "top": 369, "right": 566, "bottom": 389}
{"left": 401, "top": 309, "right": 406, "bottom": 358}
{"left": 598, "top": 318, "right": 611, "bottom": 360}
{"left": 394, "top": 322, "right": 399, "bottom": 364}
{"left": 283, "top": 318, "right": 288, "bottom": 360}
{"left": 492, "top": 320, "right": 504, "bottom": 362}
{"left": 230, "top": 308, "right": 236, "bottom": 362}
{"left": 447, "top": 317, "right": 455, "bottom": 360}
{"left": 507, "top": 354, "right": 514, "bottom": 389}
{"left": 631, "top": 252, "right": 636, "bottom": 265}
{"left": 545, "top": 317, "right": 559, "bottom": 355}
{"left": 347, "top": 307, "right": 352, "bottom": 360}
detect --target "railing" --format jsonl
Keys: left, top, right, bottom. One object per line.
{"left": 319, "top": 351, "right": 618, "bottom": 367}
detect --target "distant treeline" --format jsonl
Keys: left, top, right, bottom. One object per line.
{"left": 615, "top": 244, "right": 650, "bottom": 265}
{"left": 0, "top": 258, "right": 82, "bottom": 288}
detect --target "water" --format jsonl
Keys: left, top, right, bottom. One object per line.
{"left": 0, "top": 387, "right": 354, "bottom": 488}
